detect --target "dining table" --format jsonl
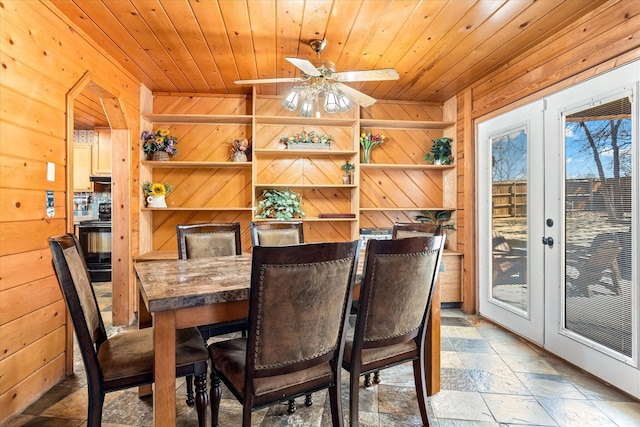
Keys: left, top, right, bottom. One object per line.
{"left": 134, "top": 251, "right": 442, "bottom": 427}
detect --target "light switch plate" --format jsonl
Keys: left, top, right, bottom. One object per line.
{"left": 47, "top": 162, "right": 55, "bottom": 181}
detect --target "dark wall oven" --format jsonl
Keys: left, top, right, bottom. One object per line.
{"left": 78, "top": 219, "right": 111, "bottom": 282}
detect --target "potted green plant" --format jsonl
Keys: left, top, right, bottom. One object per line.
{"left": 341, "top": 160, "right": 355, "bottom": 184}
{"left": 424, "top": 137, "right": 453, "bottom": 165}
{"left": 415, "top": 210, "right": 456, "bottom": 232}
{"left": 255, "top": 188, "right": 305, "bottom": 221}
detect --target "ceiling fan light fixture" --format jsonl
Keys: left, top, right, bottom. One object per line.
{"left": 282, "top": 88, "right": 300, "bottom": 111}
{"left": 323, "top": 88, "right": 341, "bottom": 114}
{"left": 299, "top": 97, "right": 314, "bottom": 117}
{"left": 337, "top": 92, "right": 354, "bottom": 113}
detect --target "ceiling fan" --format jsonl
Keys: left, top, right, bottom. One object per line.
{"left": 234, "top": 39, "right": 399, "bottom": 113}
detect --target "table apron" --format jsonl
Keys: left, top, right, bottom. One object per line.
{"left": 174, "top": 300, "right": 249, "bottom": 329}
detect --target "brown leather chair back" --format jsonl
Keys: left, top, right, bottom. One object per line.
{"left": 250, "top": 221, "right": 304, "bottom": 247}
{"left": 176, "top": 222, "right": 242, "bottom": 259}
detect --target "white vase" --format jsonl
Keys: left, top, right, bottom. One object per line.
{"left": 146, "top": 194, "right": 167, "bottom": 208}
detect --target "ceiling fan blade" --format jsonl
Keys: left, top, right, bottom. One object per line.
{"left": 234, "top": 77, "right": 302, "bottom": 85}
{"left": 285, "top": 58, "right": 322, "bottom": 77}
{"left": 332, "top": 68, "right": 400, "bottom": 82}
{"left": 335, "top": 83, "right": 377, "bottom": 107}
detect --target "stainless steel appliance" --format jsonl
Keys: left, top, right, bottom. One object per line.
{"left": 78, "top": 217, "right": 111, "bottom": 282}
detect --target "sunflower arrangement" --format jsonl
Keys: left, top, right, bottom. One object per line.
{"left": 143, "top": 182, "right": 173, "bottom": 196}
{"left": 141, "top": 129, "right": 178, "bottom": 155}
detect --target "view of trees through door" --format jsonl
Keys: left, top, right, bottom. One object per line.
{"left": 564, "top": 96, "right": 633, "bottom": 357}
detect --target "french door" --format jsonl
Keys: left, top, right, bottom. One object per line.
{"left": 478, "top": 100, "right": 545, "bottom": 345}
{"left": 479, "top": 61, "right": 639, "bottom": 398}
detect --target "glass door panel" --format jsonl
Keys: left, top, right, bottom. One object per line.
{"left": 563, "top": 96, "right": 633, "bottom": 358}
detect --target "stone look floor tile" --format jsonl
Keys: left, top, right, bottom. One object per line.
{"left": 467, "top": 369, "right": 531, "bottom": 395}
{"left": 430, "top": 390, "right": 494, "bottom": 422}
{"left": 515, "top": 373, "right": 586, "bottom": 399}
{"left": 7, "top": 290, "right": 637, "bottom": 427}
{"left": 537, "top": 397, "right": 619, "bottom": 427}
{"left": 482, "top": 393, "right": 557, "bottom": 425}
{"left": 591, "top": 400, "right": 640, "bottom": 426}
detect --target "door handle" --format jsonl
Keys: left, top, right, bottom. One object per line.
{"left": 542, "top": 236, "right": 554, "bottom": 247}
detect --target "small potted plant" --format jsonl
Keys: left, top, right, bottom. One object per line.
{"left": 341, "top": 160, "right": 355, "bottom": 184}
{"left": 143, "top": 182, "right": 173, "bottom": 208}
{"left": 255, "top": 188, "right": 305, "bottom": 221}
{"left": 425, "top": 137, "right": 453, "bottom": 165}
{"left": 415, "top": 210, "right": 456, "bottom": 234}
{"left": 141, "top": 129, "right": 178, "bottom": 161}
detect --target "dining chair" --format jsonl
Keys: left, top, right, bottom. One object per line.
{"left": 49, "top": 233, "right": 209, "bottom": 427}
{"left": 249, "top": 220, "right": 304, "bottom": 248}
{"left": 342, "top": 235, "right": 445, "bottom": 427}
{"left": 249, "top": 219, "right": 309, "bottom": 411}
{"left": 208, "top": 240, "right": 360, "bottom": 427}
{"left": 352, "top": 222, "right": 444, "bottom": 389}
{"left": 176, "top": 222, "right": 247, "bottom": 405}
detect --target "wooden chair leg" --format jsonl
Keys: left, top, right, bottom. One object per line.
{"left": 413, "top": 358, "right": 430, "bottom": 426}
{"left": 373, "top": 371, "right": 381, "bottom": 384}
{"left": 350, "top": 371, "right": 360, "bottom": 427}
{"left": 210, "top": 374, "right": 221, "bottom": 427}
{"left": 186, "top": 374, "right": 195, "bottom": 406}
{"left": 194, "top": 373, "right": 207, "bottom": 427}
{"left": 87, "top": 388, "right": 105, "bottom": 427}
{"left": 287, "top": 399, "right": 297, "bottom": 413}
{"left": 364, "top": 373, "right": 372, "bottom": 387}
{"left": 305, "top": 393, "right": 313, "bottom": 407}
{"left": 328, "top": 383, "right": 344, "bottom": 427}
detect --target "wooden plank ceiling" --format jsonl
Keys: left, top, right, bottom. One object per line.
{"left": 51, "top": 0, "right": 606, "bottom": 128}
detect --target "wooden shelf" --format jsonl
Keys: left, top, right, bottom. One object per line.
{"left": 255, "top": 184, "right": 357, "bottom": 189}
{"left": 253, "top": 216, "right": 357, "bottom": 222}
{"left": 254, "top": 149, "right": 358, "bottom": 156}
{"left": 142, "top": 207, "right": 253, "bottom": 211}
{"left": 359, "top": 207, "right": 455, "bottom": 211}
{"left": 360, "top": 119, "right": 454, "bottom": 129}
{"left": 360, "top": 163, "right": 455, "bottom": 170}
{"left": 256, "top": 116, "right": 357, "bottom": 127}
{"left": 142, "top": 161, "right": 252, "bottom": 168}
{"left": 142, "top": 114, "right": 252, "bottom": 124}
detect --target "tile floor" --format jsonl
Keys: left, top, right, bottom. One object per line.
{"left": 5, "top": 282, "right": 639, "bottom": 427}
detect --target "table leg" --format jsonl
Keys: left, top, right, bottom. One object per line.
{"left": 153, "top": 310, "right": 176, "bottom": 427}
{"left": 138, "top": 290, "right": 153, "bottom": 397}
{"left": 426, "top": 282, "right": 441, "bottom": 396}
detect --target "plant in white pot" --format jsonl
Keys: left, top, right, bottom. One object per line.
{"left": 255, "top": 188, "right": 305, "bottom": 221}
{"left": 424, "top": 137, "right": 453, "bottom": 165}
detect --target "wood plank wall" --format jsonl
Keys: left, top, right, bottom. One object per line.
{"left": 0, "top": 2, "right": 141, "bottom": 423}
{"left": 456, "top": 0, "right": 640, "bottom": 313}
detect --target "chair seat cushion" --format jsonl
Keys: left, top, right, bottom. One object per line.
{"left": 343, "top": 328, "right": 417, "bottom": 367}
{"left": 98, "top": 327, "right": 208, "bottom": 382}
{"left": 209, "top": 338, "right": 333, "bottom": 397}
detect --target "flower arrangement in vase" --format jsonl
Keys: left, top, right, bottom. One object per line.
{"left": 143, "top": 182, "right": 173, "bottom": 208}
{"left": 141, "top": 129, "right": 178, "bottom": 161}
{"left": 231, "top": 138, "right": 251, "bottom": 162}
{"left": 280, "top": 130, "right": 333, "bottom": 149}
{"left": 255, "top": 188, "right": 305, "bottom": 221}
{"left": 360, "top": 132, "right": 385, "bottom": 163}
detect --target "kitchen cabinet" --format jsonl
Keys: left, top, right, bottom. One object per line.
{"left": 73, "top": 144, "right": 93, "bottom": 191}
{"left": 92, "top": 128, "right": 112, "bottom": 175}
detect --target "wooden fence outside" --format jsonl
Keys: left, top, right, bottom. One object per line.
{"left": 492, "top": 177, "right": 632, "bottom": 218}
